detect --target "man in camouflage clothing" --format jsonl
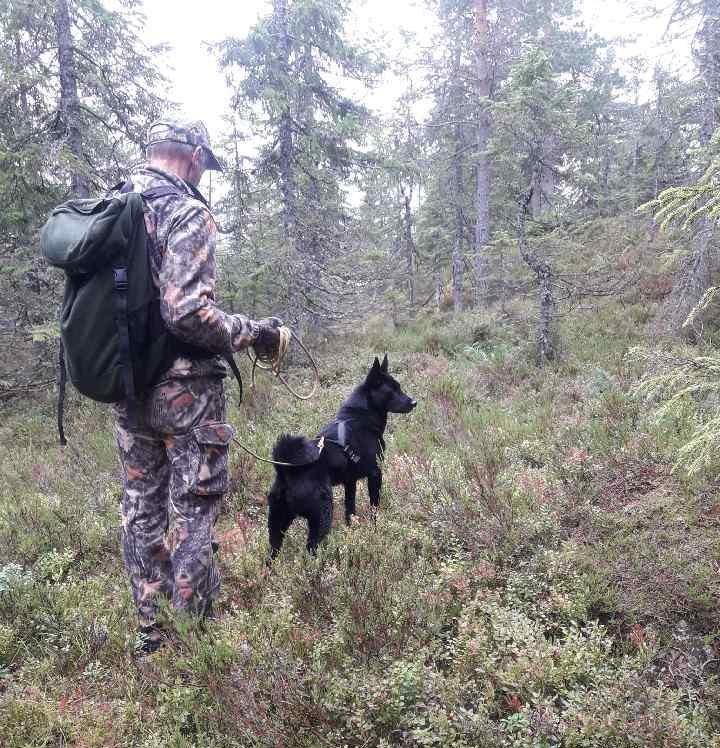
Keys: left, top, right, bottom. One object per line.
{"left": 113, "top": 119, "right": 281, "bottom": 652}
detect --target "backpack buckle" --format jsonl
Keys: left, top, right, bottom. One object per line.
{"left": 113, "top": 268, "right": 128, "bottom": 291}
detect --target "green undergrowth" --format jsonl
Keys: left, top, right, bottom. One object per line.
{"left": 1, "top": 295, "right": 720, "bottom": 746}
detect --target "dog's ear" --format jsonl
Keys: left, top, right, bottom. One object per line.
{"left": 380, "top": 354, "right": 389, "bottom": 372}
{"left": 366, "top": 357, "right": 381, "bottom": 383}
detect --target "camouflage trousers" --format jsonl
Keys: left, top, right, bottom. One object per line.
{"left": 113, "top": 376, "right": 235, "bottom": 626}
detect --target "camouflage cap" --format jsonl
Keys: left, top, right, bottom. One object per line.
{"left": 146, "top": 119, "right": 224, "bottom": 172}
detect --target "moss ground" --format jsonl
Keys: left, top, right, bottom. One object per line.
{"left": 1, "top": 292, "right": 720, "bottom": 746}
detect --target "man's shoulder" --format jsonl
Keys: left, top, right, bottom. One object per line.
{"left": 130, "top": 167, "right": 211, "bottom": 225}
{"left": 130, "top": 167, "right": 205, "bottom": 206}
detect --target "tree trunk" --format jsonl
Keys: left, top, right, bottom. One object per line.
{"left": 15, "top": 35, "right": 28, "bottom": 116}
{"left": 273, "top": 0, "right": 301, "bottom": 333}
{"left": 473, "top": 0, "right": 491, "bottom": 307}
{"left": 434, "top": 250, "right": 443, "bottom": 312}
{"left": 517, "top": 187, "right": 555, "bottom": 364}
{"left": 452, "top": 235, "right": 464, "bottom": 312}
{"left": 654, "top": 71, "right": 664, "bottom": 198}
{"left": 450, "top": 45, "right": 464, "bottom": 312}
{"left": 54, "top": 0, "right": 89, "bottom": 198}
{"left": 306, "top": 174, "right": 322, "bottom": 299}
{"left": 452, "top": 141, "right": 464, "bottom": 311}
{"left": 530, "top": 174, "right": 542, "bottom": 218}
{"left": 403, "top": 188, "right": 416, "bottom": 308}
{"left": 530, "top": 140, "right": 556, "bottom": 219}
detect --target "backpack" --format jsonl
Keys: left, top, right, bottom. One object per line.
{"left": 41, "top": 181, "right": 243, "bottom": 443}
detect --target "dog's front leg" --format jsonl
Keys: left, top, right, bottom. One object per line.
{"left": 343, "top": 481, "right": 357, "bottom": 525}
{"left": 368, "top": 469, "right": 382, "bottom": 508}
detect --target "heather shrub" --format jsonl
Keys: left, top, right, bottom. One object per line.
{"left": 2, "top": 305, "right": 720, "bottom": 746}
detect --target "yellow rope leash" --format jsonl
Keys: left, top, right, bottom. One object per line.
{"left": 231, "top": 326, "right": 322, "bottom": 467}
{"left": 247, "top": 325, "right": 320, "bottom": 401}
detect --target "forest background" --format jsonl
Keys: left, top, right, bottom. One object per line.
{"left": 6, "top": 0, "right": 720, "bottom": 745}
{"left": 2, "top": 0, "right": 715, "bottom": 373}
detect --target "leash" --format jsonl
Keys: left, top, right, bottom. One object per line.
{"left": 229, "top": 325, "right": 322, "bottom": 465}
{"left": 232, "top": 435, "right": 325, "bottom": 467}
{"left": 248, "top": 326, "right": 320, "bottom": 401}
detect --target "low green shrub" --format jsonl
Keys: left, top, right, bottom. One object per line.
{"left": 1, "top": 306, "right": 719, "bottom": 746}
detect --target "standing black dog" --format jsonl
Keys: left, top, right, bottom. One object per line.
{"left": 267, "top": 354, "right": 416, "bottom": 557}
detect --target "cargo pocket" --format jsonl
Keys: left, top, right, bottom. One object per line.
{"left": 189, "top": 422, "right": 236, "bottom": 496}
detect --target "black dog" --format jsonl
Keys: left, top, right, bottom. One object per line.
{"left": 267, "top": 354, "right": 416, "bottom": 557}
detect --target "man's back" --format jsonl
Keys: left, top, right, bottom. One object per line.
{"left": 130, "top": 164, "right": 228, "bottom": 381}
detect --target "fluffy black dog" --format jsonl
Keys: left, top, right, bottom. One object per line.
{"left": 267, "top": 354, "right": 416, "bottom": 557}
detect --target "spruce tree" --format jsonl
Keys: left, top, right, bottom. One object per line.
{"left": 0, "top": 0, "right": 170, "bottom": 395}
{"left": 217, "top": 0, "right": 380, "bottom": 334}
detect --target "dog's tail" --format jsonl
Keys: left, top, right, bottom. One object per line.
{"left": 272, "top": 434, "right": 321, "bottom": 472}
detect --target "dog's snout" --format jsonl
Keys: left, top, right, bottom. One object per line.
{"left": 409, "top": 399, "right": 417, "bottom": 409}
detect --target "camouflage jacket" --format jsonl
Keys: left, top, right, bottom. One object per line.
{"left": 129, "top": 166, "right": 258, "bottom": 380}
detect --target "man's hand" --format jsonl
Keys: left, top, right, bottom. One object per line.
{"left": 253, "top": 316, "right": 284, "bottom": 360}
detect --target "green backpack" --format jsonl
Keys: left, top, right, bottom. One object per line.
{"left": 41, "top": 182, "right": 242, "bottom": 442}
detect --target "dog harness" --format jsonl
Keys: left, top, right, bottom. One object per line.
{"left": 323, "top": 417, "right": 386, "bottom": 465}
{"left": 318, "top": 419, "right": 361, "bottom": 464}
{"left": 336, "top": 420, "right": 362, "bottom": 464}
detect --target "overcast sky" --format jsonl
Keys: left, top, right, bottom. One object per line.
{"left": 141, "top": 0, "right": 437, "bottom": 134}
{"left": 139, "top": 0, "right": 687, "bottom": 193}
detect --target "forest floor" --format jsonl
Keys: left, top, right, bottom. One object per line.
{"left": 2, "top": 279, "right": 720, "bottom": 745}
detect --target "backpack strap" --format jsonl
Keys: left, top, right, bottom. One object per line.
{"left": 57, "top": 338, "right": 68, "bottom": 446}
{"left": 337, "top": 419, "right": 347, "bottom": 447}
{"left": 185, "top": 181, "right": 210, "bottom": 207}
{"left": 141, "top": 185, "right": 183, "bottom": 201}
{"left": 111, "top": 264, "right": 139, "bottom": 428}
{"left": 108, "top": 179, "right": 182, "bottom": 201}
{"left": 105, "top": 180, "right": 133, "bottom": 195}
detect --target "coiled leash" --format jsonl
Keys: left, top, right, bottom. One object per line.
{"left": 231, "top": 325, "right": 323, "bottom": 467}
{"left": 247, "top": 325, "right": 320, "bottom": 401}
